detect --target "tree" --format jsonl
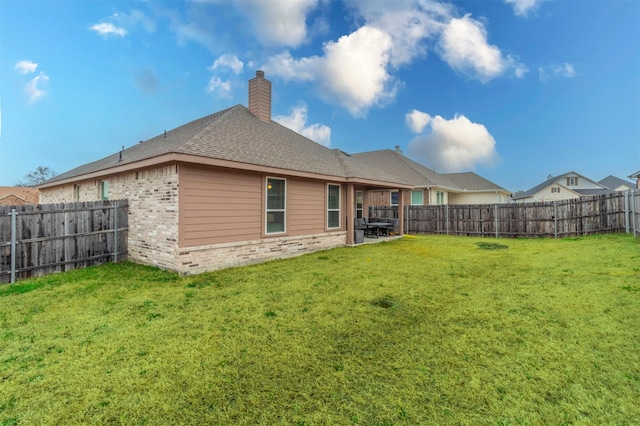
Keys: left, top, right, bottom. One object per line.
{"left": 16, "top": 166, "right": 57, "bottom": 187}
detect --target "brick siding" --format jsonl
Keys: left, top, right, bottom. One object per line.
{"left": 40, "top": 165, "right": 180, "bottom": 271}
{"left": 177, "top": 231, "right": 347, "bottom": 275}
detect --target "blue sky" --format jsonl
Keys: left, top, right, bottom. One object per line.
{"left": 2, "top": 0, "right": 639, "bottom": 191}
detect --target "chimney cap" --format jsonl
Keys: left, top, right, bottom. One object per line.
{"left": 256, "top": 70, "right": 265, "bottom": 78}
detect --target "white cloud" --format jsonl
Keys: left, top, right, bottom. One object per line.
{"left": 237, "top": 0, "right": 320, "bottom": 47}
{"left": 205, "top": 76, "right": 232, "bottom": 98}
{"left": 264, "top": 2, "right": 526, "bottom": 116}
{"left": 266, "top": 25, "right": 397, "bottom": 117}
{"left": 539, "top": 62, "right": 576, "bottom": 81}
{"left": 504, "top": 0, "right": 541, "bottom": 17}
{"left": 348, "top": 1, "right": 449, "bottom": 68}
{"left": 274, "top": 104, "right": 331, "bottom": 147}
{"left": 437, "top": 14, "right": 527, "bottom": 82}
{"left": 406, "top": 109, "right": 433, "bottom": 134}
{"left": 209, "top": 54, "right": 244, "bottom": 75}
{"left": 14, "top": 60, "right": 38, "bottom": 74}
{"left": 90, "top": 22, "right": 128, "bottom": 37}
{"left": 407, "top": 111, "right": 498, "bottom": 171}
{"left": 25, "top": 72, "right": 49, "bottom": 104}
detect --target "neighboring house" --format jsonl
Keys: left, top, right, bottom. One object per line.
{"left": 443, "top": 172, "right": 511, "bottom": 204}
{"left": 629, "top": 171, "right": 640, "bottom": 189}
{"left": 351, "top": 149, "right": 510, "bottom": 208}
{"left": 39, "top": 71, "right": 410, "bottom": 275}
{"left": 598, "top": 175, "right": 635, "bottom": 192}
{"left": 513, "top": 171, "right": 609, "bottom": 203}
{"left": 0, "top": 186, "right": 39, "bottom": 206}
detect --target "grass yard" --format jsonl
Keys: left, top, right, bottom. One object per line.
{"left": 1, "top": 234, "right": 639, "bottom": 425}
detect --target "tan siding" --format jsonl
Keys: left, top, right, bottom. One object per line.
{"left": 180, "top": 165, "right": 262, "bottom": 246}
{"left": 287, "top": 178, "right": 326, "bottom": 235}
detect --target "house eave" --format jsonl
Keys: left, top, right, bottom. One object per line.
{"left": 39, "top": 153, "right": 412, "bottom": 190}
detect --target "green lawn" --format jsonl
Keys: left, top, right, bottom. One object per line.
{"left": 1, "top": 234, "right": 639, "bottom": 425}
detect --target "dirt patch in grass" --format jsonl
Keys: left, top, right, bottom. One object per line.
{"left": 0, "top": 234, "right": 639, "bottom": 425}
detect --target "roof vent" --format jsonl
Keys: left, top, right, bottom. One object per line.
{"left": 394, "top": 145, "right": 403, "bottom": 155}
{"left": 248, "top": 70, "right": 271, "bottom": 122}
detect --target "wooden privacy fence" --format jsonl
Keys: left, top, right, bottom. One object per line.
{"left": 0, "top": 200, "right": 128, "bottom": 284}
{"left": 370, "top": 191, "right": 639, "bottom": 238}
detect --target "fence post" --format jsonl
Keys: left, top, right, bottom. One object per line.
{"left": 494, "top": 204, "right": 499, "bottom": 238}
{"left": 10, "top": 209, "right": 17, "bottom": 284}
{"left": 632, "top": 190, "right": 637, "bottom": 237}
{"left": 405, "top": 204, "right": 409, "bottom": 234}
{"left": 113, "top": 202, "right": 118, "bottom": 263}
{"left": 445, "top": 204, "right": 449, "bottom": 235}
{"left": 554, "top": 202, "right": 558, "bottom": 239}
{"left": 624, "top": 191, "right": 630, "bottom": 234}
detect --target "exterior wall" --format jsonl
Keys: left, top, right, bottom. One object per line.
{"left": 448, "top": 192, "right": 510, "bottom": 204}
{"left": 429, "top": 189, "right": 448, "bottom": 205}
{"left": 528, "top": 185, "right": 579, "bottom": 202}
{"left": 177, "top": 231, "right": 346, "bottom": 275}
{"left": 180, "top": 165, "right": 340, "bottom": 248}
{"left": 367, "top": 188, "right": 416, "bottom": 210}
{"left": 40, "top": 165, "right": 180, "bottom": 271}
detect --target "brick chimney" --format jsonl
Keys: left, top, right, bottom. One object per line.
{"left": 248, "top": 70, "right": 271, "bottom": 122}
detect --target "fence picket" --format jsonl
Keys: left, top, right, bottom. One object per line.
{"left": 371, "top": 191, "right": 638, "bottom": 239}
{"left": 0, "top": 200, "right": 128, "bottom": 284}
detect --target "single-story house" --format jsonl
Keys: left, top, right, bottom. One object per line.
{"left": 0, "top": 187, "right": 39, "bottom": 206}
{"left": 513, "top": 171, "right": 610, "bottom": 203}
{"left": 598, "top": 175, "right": 636, "bottom": 192}
{"left": 351, "top": 148, "right": 511, "bottom": 208}
{"left": 39, "top": 71, "right": 411, "bottom": 275}
{"left": 629, "top": 171, "right": 640, "bottom": 189}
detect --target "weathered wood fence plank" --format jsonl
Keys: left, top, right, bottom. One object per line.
{"left": 371, "top": 191, "right": 638, "bottom": 239}
{"left": 0, "top": 200, "right": 128, "bottom": 284}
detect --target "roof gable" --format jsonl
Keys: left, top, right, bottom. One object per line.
{"left": 514, "top": 171, "right": 607, "bottom": 199}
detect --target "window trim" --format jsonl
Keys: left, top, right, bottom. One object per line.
{"left": 265, "top": 176, "right": 286, "bottom": 235}
{"left": 99, "top": 180, "right": 109, "bottom": 201}
{"left": 73, "top": 184, "right": 80, "bottom": 202}
{"left": 390, "top": 190, "right": 399, "bottom": 206}
{"left": 411, "top": 189, "right": 424, "bottom": 205}
{"left": 327, "top": 183, "right": 341, "bottom": 229}
{"left": 355, "top": 190, "right": 363, "bottom": 219}
{"left": 436, "top": 190, "right": 445, "bottom": 205}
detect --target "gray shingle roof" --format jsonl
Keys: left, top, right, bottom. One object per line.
{"left": 46, "top": 105, "right": 406, "bottom": 186}
{"left": 351, "top": 150, "right": 460, "bottom": 189}
{"left": 598, "top": 175, "right": 635, "bottom": 190}
{"left": 442, "top": 172, "right": 509, "bottom": 192}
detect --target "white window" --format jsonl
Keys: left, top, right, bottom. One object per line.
{"left": 567, "top": 177, "right": 578, "bottom": 186}
{"left": 390, "top": 190, "right": 399, "bottom": 206}
{"left": 355, "top": 191, "right": 363, "bottom": 219}
{"left": 73, "top": 185, "right": 80, "bottom": 202}
{"left": 436, "top": 190, "right": 445, "bottom": 205}
{"left": 327, "top": 184, "right": 340, "bottom": 229}
{"left": 99, "top": 181, "right": 109, "bottom": 201}
{"left": 411, "top": 190, "right": 423, "bottom": 205}
{"left": 266, "top": 177, "right": 286, "bottom": 234}
{"left": 551, "top": 187, "right": 561, "bottom": 193}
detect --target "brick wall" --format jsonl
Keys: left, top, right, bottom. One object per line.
{"left": 177, "top": 231, "right": 347, "bottom": 275}
{"left": 40, "top": 165, "right": 180, "bottom": 271}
